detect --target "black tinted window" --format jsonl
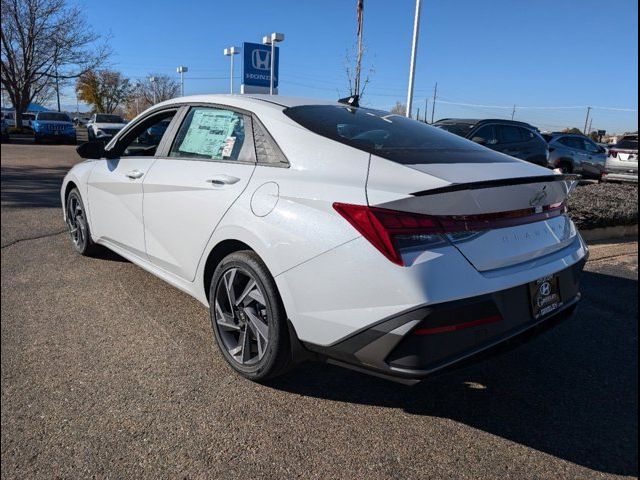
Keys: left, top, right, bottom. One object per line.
{"left": 284, "top": 105, "right": 514, "bottom": 165}
{"left": 95, "top": 114, "right": 124, "bottom": 123}
{"left": 558, "top": 136, "right": 584, "bottom": 150}
{"left": 617, "top": 139, "right": 638, "bottom": 150}
{"left": 434, "top": 122, "right": 475, "bottom": 137}
{"left": 497, "top": 125, "right": 523, "bottom": 144}
{"left": 37, "top": 112, "right": 71, "bottom": 122}
{"left": 472, "top": 125, "right": 497, "bottom": 145}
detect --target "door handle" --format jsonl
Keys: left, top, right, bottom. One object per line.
{"left": 206, "top": 175, "right": 240, "bottom": 186}
{"left": 126, "top": 170, "right": 144, "bottom": 179}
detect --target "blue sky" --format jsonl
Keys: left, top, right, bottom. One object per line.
{"left": 65, "top": 0, "right": 638, "bottom": 133}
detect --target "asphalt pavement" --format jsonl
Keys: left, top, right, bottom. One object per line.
{"left": 1, "top": 141, "right": 638, "bottom": 479}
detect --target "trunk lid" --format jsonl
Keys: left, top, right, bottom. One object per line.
{"left": 366, "top": 155, "right": 580, "bottom": 272}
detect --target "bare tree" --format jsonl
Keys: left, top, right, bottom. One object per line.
{"left": 1, "top": 0, "right": 109, "bottom": 126}
{"left": 390, "top": 101, "right": 407, "bottom": 116}
{"left": 344, "top": 44, "right": 374, "bottom": 100}
{"left": 76, "top": 70, "right": 132, "bottom": 113}
{"left": 126, "top": 74, "right": 179, "bottom": 115}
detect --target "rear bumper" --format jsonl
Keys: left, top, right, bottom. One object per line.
{"left": 303, "top": 257, "right": 586, "bottom": 383}
{"left": 602, "top": 172, "right": 638, "bottom": 183}
{"left": 35, "top": 132, "right": 76, "bottom": 141}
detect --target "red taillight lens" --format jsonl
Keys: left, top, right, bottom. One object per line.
{"left": 609, "top": 149, "right": 618, "bottom": 158}
{"left": 333, "top": 202, "right": 567, "bottom": 266}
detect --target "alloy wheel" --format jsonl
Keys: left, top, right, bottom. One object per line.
{"left": 214, "top": 268, "right": 270, "bottom": 366}
{"left": 67, "top": 196, "right": 86, "bottom": 248}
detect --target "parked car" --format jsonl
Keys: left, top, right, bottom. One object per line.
{"left": 1, "top": 117, "right": 10, "bottom": 142}
{"left": 62, "top": 95, "right": 587, "bottom": 383}
{"left": 433, "top": 118, "right": 549, "bottom": 166}
{"left": 32, "top": 111, "right": 76, "bottom": 144}
{"left": 3, "top": 112, "right": 36, "bottom": 130}
{"left": 541, "top": 133, "right": 607, "bottom": 179}
{"left": 86, "top": 113, "right": 127, "bottom": 141}
{"left": 602, "top": 134, "right": 638, "bottom": 183}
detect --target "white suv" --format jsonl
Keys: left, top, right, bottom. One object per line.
{"left": 86, "top": 113, "right": 127, "bottom": 141}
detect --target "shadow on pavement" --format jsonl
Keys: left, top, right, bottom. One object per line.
{"left": 1, "top": 164, "right": 70, "bottom": 208}
{"left": 270, "top": 270, "right": 638, "bottom": 476}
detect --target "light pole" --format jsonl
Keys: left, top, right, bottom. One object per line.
{"left": 406, "top": 0, "right": 422, "bottom": 118}
{"left": 262, "top": 32, "right": 284, "bottom": 95}
{"left": 176, "top": 66, "right": 188, "bottom": 96}
{"left": 223, "top": 47, "right": 240, "bottom": 94}
{"left": 149, "top": 76, "right": 157, "bottom": 104}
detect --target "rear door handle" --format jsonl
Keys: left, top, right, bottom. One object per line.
{"left": 206, "top": 175, "right": 240, "bottom": 186}
{"left": 126, "top": 169, "right": 144, "bottom": 179}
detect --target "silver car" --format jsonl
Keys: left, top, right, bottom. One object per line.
{"left": 602, "top": 134, "right": 638, "bottom": 183}
{"left": 543, "top": 133, "right": 607, "bottom": 179}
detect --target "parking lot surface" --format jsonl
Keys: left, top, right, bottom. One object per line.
{"left": 1, "top": 142, "right": 638, "bottom": 479}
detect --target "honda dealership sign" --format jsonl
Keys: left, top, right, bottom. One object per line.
{"left": 241, "top": 42, "right": 279, "bottom": 94}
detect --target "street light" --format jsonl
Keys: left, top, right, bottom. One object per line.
{"left": 149, "top": 76, "right": 157, "bottom": 104}
{"left": 223, "top": 47, "right": 240, "bottom": 94}
{"left": 176, "top": 66, "right": 188, "bottom": 96}
{"left": 262, "top": 32, "right": 284, "bottom": 95}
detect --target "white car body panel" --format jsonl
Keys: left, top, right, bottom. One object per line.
{"left": 61, "top": 94, "right": 589, "bottom": 363}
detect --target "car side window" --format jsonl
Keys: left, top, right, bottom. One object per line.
{"left": 497, "top": 125, "right": 523, "bottom": 144}
{"left": 114, "top": 110, "right": 178, "bottom": 157}
{"left": 559, "top": 137, "right": 584, "bottom": 150}
{"left": 169, "top": 107, "right": 253, "bottom": 162}
{"left": 472, "top": 125, "right": 497, "bottom": 145}
{"left": 520, "top": 128, "right": 535, "bottom": 140}
{"left": 583, "top": 140, "right": 601, "bottom": 153}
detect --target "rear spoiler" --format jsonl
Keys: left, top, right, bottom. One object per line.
{"left": 411, "top": 174, "right": 581, "bottom": 197}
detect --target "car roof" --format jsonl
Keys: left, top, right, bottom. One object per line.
{"left": 159, "top": 94, "right": 341, "bottom": 111}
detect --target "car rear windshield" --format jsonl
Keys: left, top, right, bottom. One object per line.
{"left": 284, "top": 105, "right": 512, "bottom": 165}
{"left": 616, "top": 139, "right": 638, "bottom": 150}
{"left": 96, "top": 114, "right": 124, "bottom": 123}
{"left": 37, "top": 112, "right": 71, "bottom": 122}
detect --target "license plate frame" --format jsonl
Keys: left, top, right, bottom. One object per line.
{"left": 529, "top": 274, "right": 563, "bottom": 319}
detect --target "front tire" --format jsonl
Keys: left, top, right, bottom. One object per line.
{"left": 209, "top": 251, "right": 292, "bottom": 381}
{"left": 66, "top": 188, "right": 98, "bottom": 256}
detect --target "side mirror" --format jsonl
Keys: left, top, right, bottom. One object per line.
{"left": 76, "top": 140, "right": 108, "bottom": 159}
{"left": 471, "top": 136, "right": 487, "bottom": 146}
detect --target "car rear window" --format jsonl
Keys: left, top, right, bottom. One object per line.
{"left": 284, "top": 105, "right": 513, "bottom": 165}
{"left": 617, "top": 139, "right": 638, "bottom": 150}
{"left": 433, "top": 122, "right": 476, "bottom": 137}
{"left": 37, "top": 112, "right": 71, "bottom": 122}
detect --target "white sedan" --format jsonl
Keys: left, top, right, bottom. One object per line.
{"left": 62, "top": 95, "right": 588, "bottom": 383}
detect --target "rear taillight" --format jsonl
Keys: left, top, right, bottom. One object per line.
{"left": 333, "top": 202, "right": 567, "bottom": 266}
{"left": 609, "top": 149, "right": 618, "bottom": 158}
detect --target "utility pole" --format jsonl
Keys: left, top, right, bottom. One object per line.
{"left": 405, "top": 0, "right": 422, "bottom": 118}
{"left": 54, "top": 57, "right": 61, "bottom": 112}
{"left": 354, "top": 0, "right": 364, "bottom": 97}
{"left": 424, "top": 98, "right": 428, "bottom": 122}
{"left": 583, "top": 106, "right": 592, "bottom": 135}
{"left": 511, "top": 104, "right": 516, "bottom": 120}
{"left": 588, "top": 117, "right": 593, "bottom": 136}
{"left": 416, "top": 107, "right": 420, "bottom": 121}
{"left": 430, "top": 82, "right": 438, "bottom": 123}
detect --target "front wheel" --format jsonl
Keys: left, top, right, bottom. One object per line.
{"left": 66, "top": 188, "right": 98, "bottom": 256}
{"left": 209, "top": 251, "right": 292, "bottom": 381}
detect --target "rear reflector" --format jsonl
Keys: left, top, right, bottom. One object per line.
{"left": 609, "top": 149, "right": 618, "bottom": 158}
{"left": 413, "top": 315, "right": 502, "bottom": 335}
{"left": 333, "top": 202, "right": 567, "bottom": 266}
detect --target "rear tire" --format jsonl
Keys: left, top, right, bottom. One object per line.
{"left": 66, "top": 188, "right": 98, "bottom": 256}
{"left": 558, "top": 161, "right": 573, "bottom": 174}
{"left": 209, "top": 251, "right": 292, "bottom": 382}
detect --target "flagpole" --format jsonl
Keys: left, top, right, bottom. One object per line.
{"left": 354, "top": 0, "right": 364, "bottom": 96}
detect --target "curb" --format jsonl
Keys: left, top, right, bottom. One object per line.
{"left": 581, "top": 224, "right": 638, "bottom": 243}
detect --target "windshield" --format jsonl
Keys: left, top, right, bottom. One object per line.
{"left": 95, "top": 114, "right": 124, "bottom": 123}
{"left": 284, "top": 105, "right": 513, "bottom": 165}
{"left": 37, "top": 112, "right": 71, "bottom": 122}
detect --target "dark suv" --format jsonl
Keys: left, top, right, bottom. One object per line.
{"left": 433, "top": 119, "right": 549, "bottom": 166}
